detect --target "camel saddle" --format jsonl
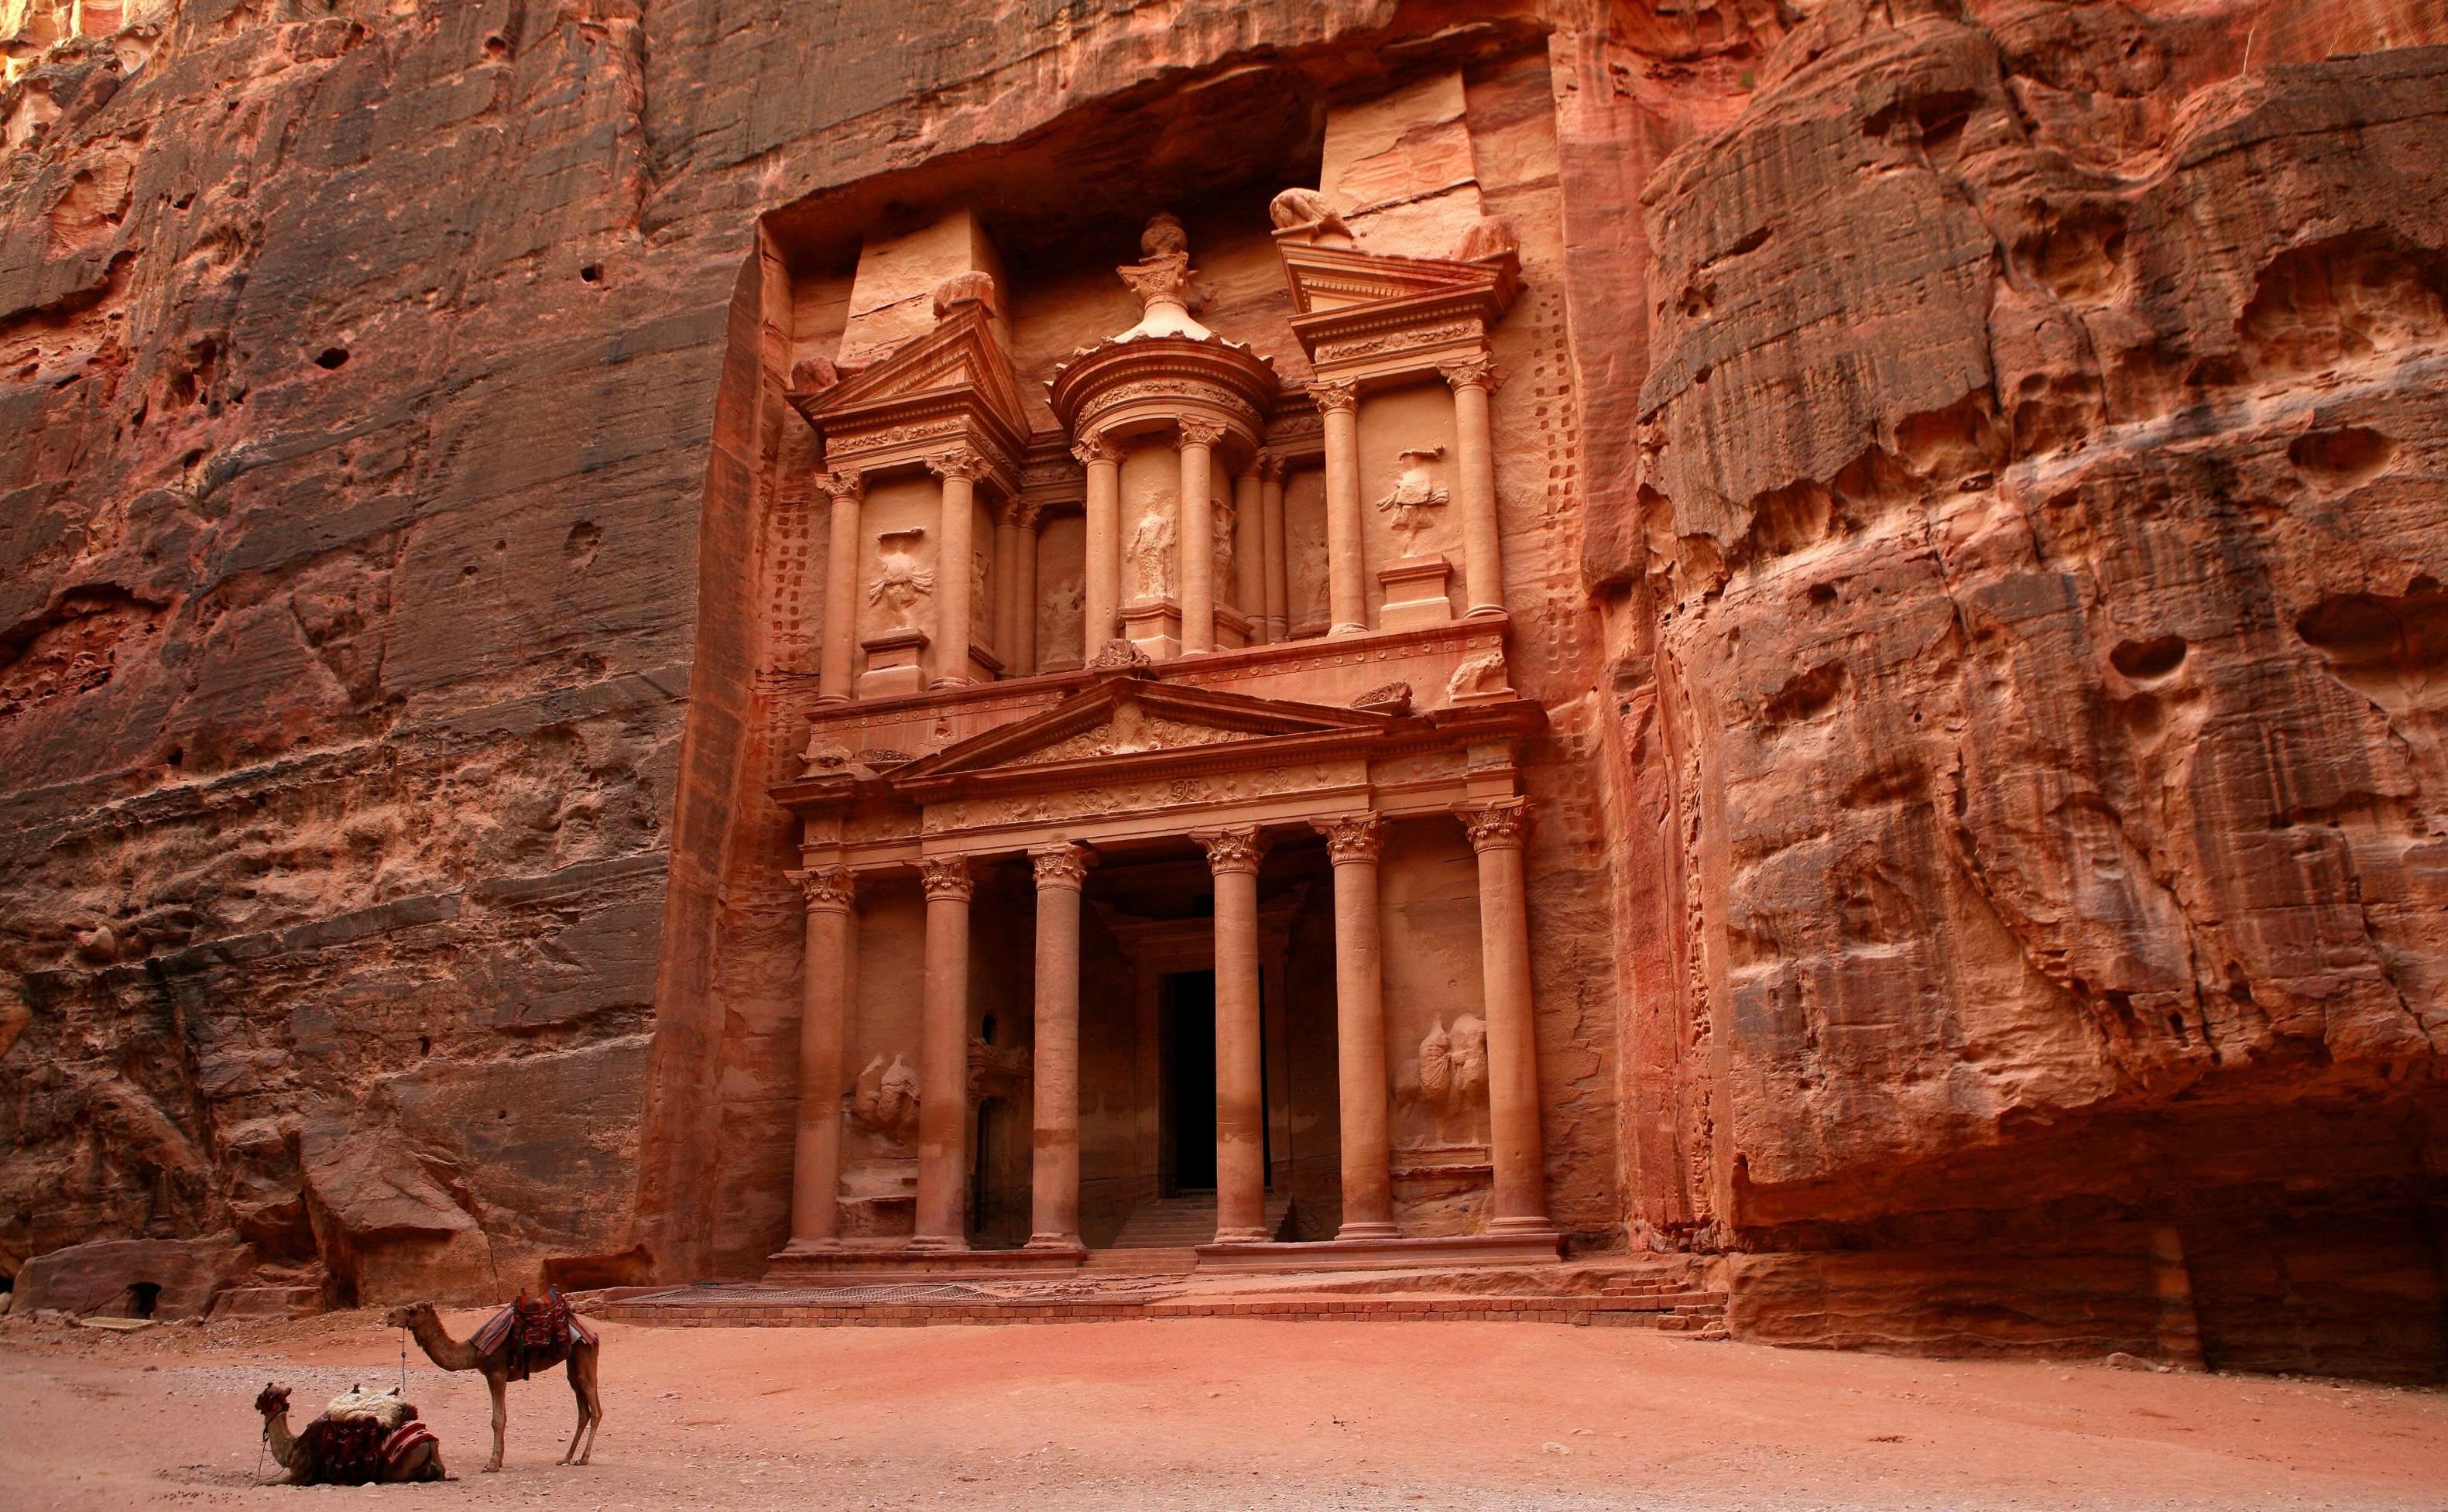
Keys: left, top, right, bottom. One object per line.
{"left": 300, "top": 1413, "right": 434, "bottom": 1483}
{"left": 471, "top": 1288, "right": 597, "bottom": 1380}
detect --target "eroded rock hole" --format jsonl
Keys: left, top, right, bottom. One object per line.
{"left": 2294, "top": 589, "right": 2448, "bottom": 712}
{"left": 313, "top": 347, "right": 349, "bottom": 370}
{"left": 1762, "top": 660, "right": 1850, "bottom": 726}
{"left": 564, "top": 519, "right": 602, "bottom": 567}
{"left": 579, "top": 263, "right": 602, "bottom": 283}
{"left": 2110, "top": 635, "right": 2187, "bottom": 681}
{"left": 2287, "top": 427, "right": 2395, "bottom": 492}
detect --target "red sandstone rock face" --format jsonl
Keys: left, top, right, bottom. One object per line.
{"left": 1603, "top": 0, "right": 2448, "bottom": 1377}
{"left": 5, "top": 0, "right": 2446, "bottom": 1379}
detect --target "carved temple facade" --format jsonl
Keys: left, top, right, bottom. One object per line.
{"left": 655, "top": 59, "right": 1627, "bottom": 1277}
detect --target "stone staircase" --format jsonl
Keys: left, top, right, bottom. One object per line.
{"left": 1081, "top": 1193, "right": 1294, "bottom": 1272}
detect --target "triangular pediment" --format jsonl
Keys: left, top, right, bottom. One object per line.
{"left": 1276, "top": 240, "right": 1514, "bottom": 317}
{"left": 893, "top": 677, "right": 1397, "bottom": 785}
{"left": 796, "top": 303, "right": 1030, "bottom": 441}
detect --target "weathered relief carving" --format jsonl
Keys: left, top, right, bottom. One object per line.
{"left": 1040, "top": 575, "right": 1084, "bottom": 650}
{"left": 970, "top": 544, "right": 993, "bottom": 650}
{"left": 1268, "top": 187, "right": 1352, "bottom": 241}
{"left": 1445, "top": 648, "right": 1511, "bottom": 701}
{"left": 851, "top": 1054, "right": 921, "bottom": 1137}
{"left": 1316, "top": 320, "right": 1480, "bottom": 363}
{"left": 931, "top": 269, "right": 997, "bottom": 319}
{"left": 1088, "top": 639, "right": 1151, "bottom": 671}
{"left": 790, "top": 355, "right": 842, "bottom": 393}
{"left": 1011, "top": 704, "right": 1257, "bottom": 766}
{"left": 801, "top": 736, "right": 854, "bottom": 775}
{"left": 1418, "top": 1016, "right": 1488, "bottom": 1113}
{"left": 1353, "top": 681, "right": 1412, "bottom": 715}
{"left": 1375, "top": 446, "right": 1449, "bottom": 554}
{"left": 869, "top": 528, "right": 933, "bottom": 630}
{"left": 852, "top": 748, "right": 915, "bottom": 772}
{"left": 1126, "top": 499, "right": 1176, "bottom": 599}
{"left": 1452, "top": 214, "right": 1519, "bottom": 262}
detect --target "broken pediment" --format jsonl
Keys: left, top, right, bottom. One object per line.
{"left": 790, "top": 299, "right": 1032, "bottom": 473}
{"left": 1274, "top": 237, "right": 1520, "bottom": 381}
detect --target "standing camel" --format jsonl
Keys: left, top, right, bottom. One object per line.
{"left": 252, "top": 1383, "right": 450, "bottom": 1483}
{"left": 382, "top": 1299, "right": 603, "bottom": 1471}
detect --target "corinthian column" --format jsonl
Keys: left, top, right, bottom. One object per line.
{"left": 1178, "top": 418, "right": 1225, "bottom": 655}
{"left": 1233, "top": 462, "right": 1263, "bottom": 636}
{"left": 1075, "top": 433, "right": 1124, "bottom": 657}
{"left": 1195, "top": 825, "right": 1270, "bottom": 1243}
{"left": 1442, "top": 357, "right": 1507, "bottom": 618}
{"left": 1311, "top": 381, "right": 1365, "bottom": 636}
{"left": 1315, "top": 814, "right": 1395, "bottom": 1239}
{"left": 914, "top": 855, "right": 975, "bottom": 1249}
{"left": 814, "top": 471, "right": 865, "bottom": 703}
{"left": 1258, "top": 454, "right": 1288, "bottom": 643}
{"left": 1028, "top": 844, "right": 1089, "bottom": 1250}
{"left": 783, "top": 866, "right": 855, "bottom": 1249}
{"left": 1458, "top": 799, "right": 1552, "bottom": 1235}
{"left": 1013, "top": 502, "right": 1041, "bottom": 677}
{"left": 927, "top": 447, "right": 982, "bottom": 687}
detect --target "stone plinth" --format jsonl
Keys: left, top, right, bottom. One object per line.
{"left": 1118, "top": 597, "right": 1183, "bottom": 661}
{"left": 1376, "top": 556, "right": 1454, "bottom": 631}
{"left": 860, "top": 629, "right": 931, "bottom": 698}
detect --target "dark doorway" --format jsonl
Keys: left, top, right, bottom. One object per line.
{"left": 1166, "top": 971, "right": 1217, "bottom": 1192}
{"left": 125, "top": 1281, "right": 161, "bottom": 1319}
{"left": 971, "top": 1097, "right": 1026, "bottom": 1248}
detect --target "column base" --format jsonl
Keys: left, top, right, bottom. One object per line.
{"left": 1024, "top": 1234, "right": 1087, "bottom": 1254}
{"left": 1487, "top": 1215, "right": 1559, "bottom": 1237}
{"left": 773, "top": 1237, "right": 847, "bottom": 1256}
{"left": 1329, "top": 621, "right": 1366, "bottom": 637}
{"left": 1210, "top": 1226, "right": 1273, "bottom": 1246}
{"left": 904, "top": 1234, "right": 972, "bottom": 1253}
{"left": 1335, "top": 1220, "right": 1401, "bottom": 1241}
{"left": 1463, "top": 603, "right": 1507, "bottom": 619}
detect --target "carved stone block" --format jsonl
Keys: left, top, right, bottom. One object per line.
{"left": 1377, "top": 555, "right": 1455, "bottom": 631}
{"left": 859, "top": 628, "right": 930, "bottom": 699}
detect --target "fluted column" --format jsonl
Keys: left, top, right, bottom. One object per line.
{"left": 1233, "top": 462, "right": 1263, "bottom": 637}
{"left": 1459, "top": 799, "right": 1552, "bottom": 1234}
{"left": 1013, "top": 502, "right": 1041, "bottom": 677}
{"left": 1028, "top": 844, "right": 1089, "bottom": 1250}
{"left": 814, "top": 471, "right": 865, "bottom": 703}
{"left": 1258, "top": 454, "right": 1288, "bottom": 642}
{"left": 1178, "top": 418, "right": 1224, "bottom": 655}
{"left": 1196, "top": 825, "right": 1270, "bottom": 1243}
{"left": 783, "top": 866, "right": 855, "bottom": 1248}
{"left": 914, "top": 855, "right": 974, "bottom": 1250}
{"left": 1443, "top": 357, "right": 1507, "bottom": 618}
{"left": 927, "top": 447, "right": 982, "bottom": 687}
{"left": 992, "top": 505, "right": 1020, "bottom": 667}
{"left": 1315, "top": 814, "right": 1395, "bottom": 1239}
{"left": 1075, "top": 433, "right": 1123, "bottom": 657}
{"left": 1311, "top": 381, "right": 1366, "bottom": 636}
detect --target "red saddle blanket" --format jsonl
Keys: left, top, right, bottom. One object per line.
{"left": 470, "top": 1291, "right": 598, "bottom": 1380}
{"left": 300, "top": 1416, "right": 436, "bottom": 1483}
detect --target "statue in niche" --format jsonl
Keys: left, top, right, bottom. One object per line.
{"left": 1418, "top": 1015, "right": 1488, "bottom": 1115}
{"left": 1375, "top": 446, "right": 1449, "bottom": 556}
{"left": 1040, "top": 574, "right": 1083, "bottom": 646}
{"left": 970, "top": 547, "right": 993, "bottom": 650}
{"left": 851, "top": 1054, "right": 920, "bottom": 1137}
{"left": 1126, "top": 498, "right": 1176, "bottom": 600}
{"left": 1212, "top": 495, "right": 1236, "bottom": 592}
{"left": 868, "top": 528, "right": 932, "bottom": 631}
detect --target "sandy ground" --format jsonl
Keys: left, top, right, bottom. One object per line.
{"left": 2, "top": 1308, "right": 2443, "bottom": 1511}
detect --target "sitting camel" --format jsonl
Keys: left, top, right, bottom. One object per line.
{"left": 383, "top": 1298, "right": 603, "bottom": 1472}
{"left": 252, "top": 1383, "right": 450, "bottom": 1483}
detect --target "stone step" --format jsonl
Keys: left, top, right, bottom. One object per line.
{"left": 1107, "top": 1193, "right": 1293, "bottom": 1247}
{"left": 1080, "top": 1247, "right": 1198, "bottom": 1274}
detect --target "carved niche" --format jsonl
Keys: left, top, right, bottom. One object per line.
{"left": 1418, "top": 1015, "right": 1488, "bottom": 1114}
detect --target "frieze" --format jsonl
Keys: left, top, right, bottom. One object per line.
{"left": 1080, "top": 379, "right": 1260, "bottom": 427}
{"left": 1314, "top": 319, "right": 1482, "bottom": 364}
{"left": 921, "top": 762, "right": 1345, "bottom": 835}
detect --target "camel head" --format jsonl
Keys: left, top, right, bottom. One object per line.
{"left": 253, "top": 1383, "right": 292, "bottom": 1418}
{"left": 381, "top": 1301, "right": 436, "bottom": 1330}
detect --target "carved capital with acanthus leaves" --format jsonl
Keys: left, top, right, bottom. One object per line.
{"left": 1440, "top": 357, "right": 1505, "bottom": 394}
{"left": 925, "top": 445, "right": 984, "bottom": 483}
{"left": 789, "top": 866, "right": 856, "bottom": 914}
{"left": 1193, "top": 825, "right": 1268, "bottom": 876}
{"left": 1177, "top": 417, "right": 1227, "bottom": 450}
{"left": 1457, "top": 797, "right": 1531, "bottom": 853}
{"left": 1030, "top": 843, "right": 1090, "bottom": 893}
{"left": 1307, "top": 380, "right": 1359, "bottom": 415}
{"left": 1256, "top": 453, "right": 1287, "bottom": 482}
{"left": 919, "top": 855, "right": 975, "bottom": 900}
{"left": 813, "top": 470, "right": 866, "bottom": 506}
{"left": 1071, "top": 432, "right": 1125, "bottom": 469}
{"left": 1312, "top": 813, "right": 1387, "bottom": 866}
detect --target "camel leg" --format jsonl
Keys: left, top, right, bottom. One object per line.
{"left": 560, "top": 1368, "right": 586, "bottom": 1465}
{"left": 484, "top": 1373, "right": 507, "bottom": 1473}
{"left": 572, "top": 1345, "right": 603, "bottom": 1466}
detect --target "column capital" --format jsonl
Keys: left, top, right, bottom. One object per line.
{"left": 1030, "top": 843, "right": 1090, "bottom": 892}
{"left": 1439, "top": 355, "right": 1506, "bottom": 394}
{"left": 926, "top": 444, "right": 985, "bottom": 482}
{"left": 814, "top": 469, "right": 866, "bottom": 506}
{"left": 1071, "top": 431, "right": 1126, "bottom": 468}
{"left": 1307, "top": 379, "right": 1359, "bottom": 415}
{"left": 1178, "top": 417, "right": 1227, "bottom": 449}
{"left": 1312, "top": 812, "right": 1387, "bottom": 865}
{"left": 918, "top": 855, "right": 975, "bottom": 900}
{"left": 788, "top": 866, "right": 856, "bottom": 913}
{"left": 1192, "top": 825, "right": 1268, "bottom": 876}
{"left": 1457, "top": 797, "right": 1531, "bottom": 852}
{"left": 1006, "top": 498, "right": 1045, "bottom": 531}
{"left": 1256, "top": 452, "right": 1287, "bottom": 482}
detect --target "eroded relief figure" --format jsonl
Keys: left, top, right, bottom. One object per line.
{"left": 869, "top": 528, "right": 933, "bottom": 631}
{"left": 1127, "top": 499, "right": 1176, "bottom": 600}
{"left": 852, "top": 1054, "right": 920, "bottom": 1137}
{"left": 1418, "top": 1016, "right": 1488, "bottom": 1115}
{"left": 1040, "top": 574, "right": 1084, "bottom": 649}
{"left": 1212, "top": 495, "right": 1236, "bottom": 592}
{"left": 970, "top": 546, "right": 993, "bottom": 652}
{"left": 1375, "top": 446, "right": 1449, "bottom": 556}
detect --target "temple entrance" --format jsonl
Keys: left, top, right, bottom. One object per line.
{"left": 970, "top": 1096, "right": 1027, "bottom": 1249}
{"left": 1164, "top": 970, "right": 1218, "bottom": 1194}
